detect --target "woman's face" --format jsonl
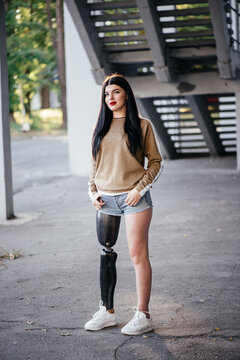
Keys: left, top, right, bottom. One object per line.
{"left": 104, "top": 84, "right": 127, "bottom": 113}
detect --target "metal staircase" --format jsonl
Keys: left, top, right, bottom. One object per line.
{"left": 139, "top": 94, "right": 236, "bottom": 157}
{"left": 66, "top": 0, "right": 240, "bottom": 158}
{"left": 205, "top": 94, "right": 237, "bottom": 154}
{"left": 148, "top": 96, "right": 209, "bottom": 156}
{"left": 86, "top": 0, "right": 219, "bottom": 78}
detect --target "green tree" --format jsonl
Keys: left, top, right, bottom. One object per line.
{"left": 5, "top": 0, "right": 58, "bottom": 121}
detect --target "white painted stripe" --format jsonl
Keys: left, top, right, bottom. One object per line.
{"left": 88, "top": 181, "right": 96, "bottom": 200}
{"left": 139, "top": 162, "right": 164, "bottom": 197}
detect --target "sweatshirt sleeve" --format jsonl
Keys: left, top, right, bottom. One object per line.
{"left": 88, "top": 122, "right": 98, "bottom": 200}
{"left": 134, "top": 121, "right": 163, "bottom": 196}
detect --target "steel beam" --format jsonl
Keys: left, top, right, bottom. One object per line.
{"left": 108, "top": 47, "right": 217, "bottom": 64}
{"left": 64, "top": 0, "right": 107, "bottom": 84}
{"left": 186, "top": 95, "right": 225, "bottom": 156}
{"left": 0, "top": 0, "right": 14, "bottom": 220}
{"left": 136, "top": 98, "right": 177, "bottom": 159}
{"left": 108, "top": 50, "right": 153, "bottom": 64}
{"left": 129, "top": 73, "right": 240, "bottom": 98}
{"left": 135, "top": 0, "right": 173, "bottom": 82}
{"left": 208, "top": 0, "right": 239, "bottom": 79}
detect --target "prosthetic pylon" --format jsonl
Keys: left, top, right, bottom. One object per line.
{"left": 96, "top": 211, "right": 121, "bottom": 310}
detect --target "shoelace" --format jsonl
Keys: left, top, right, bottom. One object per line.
{"left": 128, "top": 307, "right": 149, "bottom": 326}
{"left": 92, "top": 300, "right": 106, "bottom": 319}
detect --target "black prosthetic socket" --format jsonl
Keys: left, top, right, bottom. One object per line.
{"left": 96, "top": 212, "right": 121, "bottom": 310}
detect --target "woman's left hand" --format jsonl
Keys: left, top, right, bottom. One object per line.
{"left": 125, "top": 189, "right": 141, "bottom": 207}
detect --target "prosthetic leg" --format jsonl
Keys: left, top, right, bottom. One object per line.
{"left": 96, "top": 212, "right": 121, "bottom": 310}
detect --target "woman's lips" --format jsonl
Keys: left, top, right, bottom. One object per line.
{"left": 109, "top": 101, "right": 116, "bottom": 106}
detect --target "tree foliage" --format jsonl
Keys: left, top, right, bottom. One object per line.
{"left": 5, "top": 0, "right": 58, "bottom": 118}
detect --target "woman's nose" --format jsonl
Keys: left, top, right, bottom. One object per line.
{"left": 109, "top": 92, "right": 114, "bottom": 100}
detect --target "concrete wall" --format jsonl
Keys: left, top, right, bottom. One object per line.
{"left": 64, "top": 4, "right": 101, "bottom": 176}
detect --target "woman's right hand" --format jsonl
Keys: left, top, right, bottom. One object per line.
{"left": 92, "top": 193, "right": 106, "bottom": 210}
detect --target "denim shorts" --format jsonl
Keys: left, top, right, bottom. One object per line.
{"left": 97, "top": 191, "right": 153, "bottom": 216}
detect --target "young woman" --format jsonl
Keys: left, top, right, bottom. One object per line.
{"left": 85, "top": 74, "right": 163, "bottom": 335}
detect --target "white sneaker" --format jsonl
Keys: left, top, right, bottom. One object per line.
{"left": 121, "top": 307, "right": 153, "bottom": 335}
{"left": 84, "top": 301, "right": 117, "bottom": 331}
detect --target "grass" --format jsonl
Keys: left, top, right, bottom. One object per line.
{"left": 10, "top": 108, "right": 67, "bottom": 137}
{"left": 0, "top": 247, "right": 24, "bottom": 260}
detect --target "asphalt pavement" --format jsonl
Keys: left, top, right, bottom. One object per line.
{"left": 0, "top": 135, "right": 239, "bottom": 360}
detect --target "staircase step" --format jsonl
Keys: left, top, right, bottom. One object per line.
{"left": 161, "top": 119, "right": 197, "bottom": 123}
{"left": 154, "top": 100, "right": 187, "bottom": 106}
{"left": 160, "top": 18, "right": 212, "bottom": 28}
{"left": 95, "top": 23, "right": 144, "bottom": 32}
{"left": 167, "top": 39, "right": 215, "bottom": 48}
{"left": 101, "top": 34, "right": 147, "bottom": 43}
{"left": 174, "top": 143, "right": 208, "bottom": 149}
{"left": 157, "top": 109, "right": 192, "bottom": 114}
{"left": 171, "top": 137, "right": 204, "bottom": 142}
{"left": 168, "top": 131, "right": 202, "bottom": 136}
{"left": 88, "top": 1, "right": 136, "bottom": 11}
{"left": 165, "top": 125, "right": 199, "bottom": 130}
{"left": 176, "top": 149, "right": 210, "bottom": 154}
{"left": 156, "top": 0, "right": 208, "bottom": 5}
{"left": 216, "top": 130, "right": 236, "bottom": 134}
{"left": 103, "top": 43, "right": 149, "bottom": 51}
{"left": 208, "top": 108, "right": 236, "bottom": 113}
{"left": 158, "top": 8, "right": 210, "bottom": 17}
{"left": 208, "top": 101, "right": 236, "bottom": 105}
{"left": 163, "top": 30, "right": 213, "bottom": 39}
{"left": 213, "top": 122, "right": 236, "bottom": 126}
{"left": 92, "top": 12, "right": 140, "bottom": 22}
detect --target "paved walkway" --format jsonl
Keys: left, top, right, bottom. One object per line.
{"left": 0, "top": 136, "right": 239, "bottom": 359}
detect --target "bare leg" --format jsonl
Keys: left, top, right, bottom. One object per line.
{"left": 125, "top": 208, "right": 152, "bottom": 313}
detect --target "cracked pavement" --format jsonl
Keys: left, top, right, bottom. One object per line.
{"left": 0, "top": 136, "right": 240, "bottom": 359}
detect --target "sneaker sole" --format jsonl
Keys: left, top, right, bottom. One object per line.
{"left": 121, "top": 326, "right": 153, "bottom": 335}
{"left": 85, "top": 321, "right": 117, "bottom": 331}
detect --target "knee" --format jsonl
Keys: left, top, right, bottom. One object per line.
{"left": 129, "top": 247, "right": 148, "bottom": 266}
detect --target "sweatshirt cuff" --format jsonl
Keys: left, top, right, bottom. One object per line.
{"left": 133, "top": 186, "right": 144, "bottom": 196}
{"left": 90, "top": 192, "right": 99, "bottom": 202}
{"left": 134, "top": 184, "right": 152, "bottom": 197}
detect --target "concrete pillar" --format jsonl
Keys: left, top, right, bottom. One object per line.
{"left": 236, "top": 91, "right": 240, "bottom": 171}
{"left": 0, "top": 0, "right": 14, "bottom": 220}
{"left": 64, "top": 3, "right": 101, "bottom": 176}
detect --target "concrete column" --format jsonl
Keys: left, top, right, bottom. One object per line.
{"left": 236, "top": 91, "right": 240, "bottom": 171}
{"left": 0, "top": 0, "right": 14, "bottom": 220}
{"left": 64, "top": 4, "right": 101, "bottom": 176}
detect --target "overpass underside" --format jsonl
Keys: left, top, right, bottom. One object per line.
{"left": 65, "top": 0, "right": 240, "bottom": 159}
{"left": 1, "top": 0, "right": 240, "bottom": 220}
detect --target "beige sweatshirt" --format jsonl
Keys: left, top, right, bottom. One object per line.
{"left": 88, "top": 117, "right": 163, "bottom": 199}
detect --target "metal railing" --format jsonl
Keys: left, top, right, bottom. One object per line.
{"left": 224, "top": 0, "right": 240, "bottom": 52}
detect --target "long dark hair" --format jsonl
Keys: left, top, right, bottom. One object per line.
{"left": 92, "top": 74, "right": 142, "bottom": 160}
